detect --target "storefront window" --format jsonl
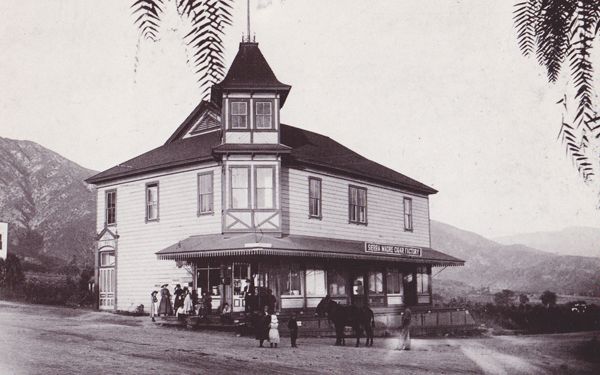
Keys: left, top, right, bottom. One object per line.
{"left": 328, "top": 269, "right": 346, "bottom": 296}
{"left": 386, "top": 269, "right": 403, "bottom": 294}
{"left": 368, "top": 271, "right": 383, "bottom": 294}
{"left": 283, "top": 266, "right": 302, "bottom": 296}
{"left": 305, "top": 269, "right": 326, "bottom": 296}
{"left": 197, "top": 264, "right": 221, "bottom": 296}
{"left": 416, "top": 266, "right": 429, "bottom": 294}
{"left": 353, "top": 276, "right": 364, "bottom": 295}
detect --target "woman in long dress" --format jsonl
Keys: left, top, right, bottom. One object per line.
{"left": 158, "top": 284, "right": 173, "bottom": 316}
{"left": 269, "top": 314, "right": 280, "bottom": 348}
{"left": 183, "top": 287, "right": 194, "bottom": 315}
{"left": 398, "top": 308, "right": 412, "bottom": 350}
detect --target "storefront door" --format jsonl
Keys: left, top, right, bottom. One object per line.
{"left": 232, "top": 263, "right": 250, "bottom": 312}
{"left": 351, "top": 275, "right": 365, "bottom": 308}
{"left": 403, "top": 272, "right": 417, "bottom": 306}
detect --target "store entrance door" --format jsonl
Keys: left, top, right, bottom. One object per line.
{"left": 351, "top": 275, "right": 365, "bottom": 308}
{"left": 232, "top": 263, "right": 250, "bottom": 312}
{"left": 403, "top": 272, "right": 417, "bottom": 306}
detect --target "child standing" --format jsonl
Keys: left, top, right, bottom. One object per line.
{"left": 287, "top": 313, "right": 298, "bottom": 348}
{"left": 150, "top": 290, "right": 158, "bottom": 322}
{"left": 269, "top": 314, "right": 280, "bottom": 348}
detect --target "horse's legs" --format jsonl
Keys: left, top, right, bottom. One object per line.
{"left": 355, "top": 324, "right": 361, "bottom": 347}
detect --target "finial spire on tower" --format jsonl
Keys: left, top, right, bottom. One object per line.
{"left": 246, "top": 0, "right": 251, "bottom": 42}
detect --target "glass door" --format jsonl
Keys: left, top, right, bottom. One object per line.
{"left": 351, "top": 275, "right": 365, "bottom": 308}
{"left": 232, "top": 263, "right": 250, "bottom": 312}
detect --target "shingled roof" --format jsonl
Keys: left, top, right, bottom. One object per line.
{"left": 156, "top": 233, "right": 464, "bottom": 266}
{"left": 86, "top": 122, "right": 437, "bottom": 195}
{"left": 210, "top": 42, "right": 291, "bottom": 106}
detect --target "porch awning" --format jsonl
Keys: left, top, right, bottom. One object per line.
{"left": 155, "top": 233, "right": 464, "bottom": 267}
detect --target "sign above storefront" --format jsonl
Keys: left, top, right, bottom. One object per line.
{"left": 364, "top": 243, "right": 423, "bottom": 257}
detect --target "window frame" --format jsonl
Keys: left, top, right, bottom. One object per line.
{"left": 254, "top": 166, "right": 276, "bottom": 209}
{"left": 229, "top": 166, "right": 251, "bottom": 209}
{"left": 197, "top": 171, "right": 214, "bottom": 216}
{"left": 254, "top": 100, "right": 274, "bottom": 130}
{"left": 348, "top": 185, "right": 368, "bottom": 225}
{"left": 416, "top": 266, "right": 430, "bottom": 295}
{"left": 229, "top": 100, "right": 249, "bottom": 130}
{"left": 404, "top": 197, "right": 413, "bottom": 232}
{"left": 386, "top": 268, "right": 403, "bottom": 295}
{"left": 105, "top": 189, "right": 117, "bottom": 226}
{"left": 308, "top": 177, "right": 322, "bottom": 219}
{"left": 99, "top": 251, "right": 115, "bottom": 268}
{"left": 282, "top": 265, "right": 303, "bottom": 297}
{"left": 145, "top": 182, "right": 159, "bottom": 222}
{"left": 305, "top": 268, "right": 327, "bottom": 297}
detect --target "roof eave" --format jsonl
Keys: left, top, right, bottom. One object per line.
{"left": 284, "top": 158, "right": 438, "bottom": 195}
{"left": 85, "top": 156, "right": 216, "bottom": 185}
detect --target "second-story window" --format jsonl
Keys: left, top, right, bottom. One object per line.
{"left": 348, "top": 185, "right": 367, "bottom": 224}
{"left": 256, "top": 167, "right": 275, "bottom": 209}
{"left": 105, "top": 190, "right": 116, "bottom": 225}
{"left": 146, "top": 183, "right": 159, "bottom": 221}
{"left": 230, "top": 101, "right": 248, "bottom": 129}
{"left": 308, "top": 177, "right": 321, "bottom": 218}
{"left": 231, "top": 167, "right": 249, "bottom": 209}
{"left": 403, "top": 197, "right": 413, "bottom": 231}
{"left": 198, "top": 172, "right": 213, "bottom": 215}
{"left": 255, "top": 101, "right": 272, "bottom": 129}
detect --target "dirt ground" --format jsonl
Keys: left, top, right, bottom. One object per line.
{"left": 0, "top": 301, "right": 598, "bottom": 375}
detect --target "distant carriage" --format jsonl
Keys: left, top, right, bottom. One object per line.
{"left": 315, "top": 295, "right": 375, "bottom": 347}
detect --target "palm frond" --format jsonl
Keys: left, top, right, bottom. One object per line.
{"left": 568, "top": 0, "right": 600, "bottom": 131}
{"left": 514, "top": 0, "right": 542, "bottom": 57}
{"left": 131, "top": 0, "right": 164, "bottom": 42}
{"left": 535, "top": 0, "right": 576, "bottom": 82}
{"left": 185, "top": 0, "right": 234, "bottom": 98}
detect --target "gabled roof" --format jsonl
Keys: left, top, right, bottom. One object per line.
{"left": 211, "top": 42, "right": 291, "bottom": 106}
{"left": 86, "top": 122, "right": 437, "bottom": 195}
{"left": 156, "top": 233, "right": 464, "bottom": 267}
{"left": 165, "top": 101, "right": 220, "bottom": 145}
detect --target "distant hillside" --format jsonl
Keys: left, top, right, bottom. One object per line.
{"left": 431, "top": 221, "right": 600, "bottom": 297}
{"left": 494, "top": 227, "right": 600, "bottom": 258}
{"left": 0, "top": 137, "right": 96, "bottom": 266}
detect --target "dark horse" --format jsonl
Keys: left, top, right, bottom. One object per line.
{"left": 315, "top": 295, "right": 374, "bottom": 347}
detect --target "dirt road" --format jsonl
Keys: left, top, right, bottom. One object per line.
{"left": 0, "top": 301, "right": 598, "bottom": 374}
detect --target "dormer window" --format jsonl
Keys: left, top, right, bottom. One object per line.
{"left": 230, "top": 101, "right": 248, "bottom": 129}
{"left": 255, "top": 101, "right": 273, "bottom": 129}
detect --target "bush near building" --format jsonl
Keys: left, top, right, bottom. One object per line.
{"left": 0, "top": 255, "right": 96, "bottom": 307}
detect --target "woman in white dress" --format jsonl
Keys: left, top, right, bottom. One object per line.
{"left": 269, "top": 314, "right": 280, "bottom": 348}
{"left": 183, "top": 287, "right": 194, "bottom": 315}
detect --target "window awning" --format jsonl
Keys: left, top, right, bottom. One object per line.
{"left": 156, "top": 233, "right": 464, "bottom": 267}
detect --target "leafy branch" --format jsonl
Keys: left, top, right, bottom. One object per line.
{"left": 131, "top": 0, "right": 234, "bottom": 98}
{"left": 514, "top": 0, "right": 600, "bottom": 183}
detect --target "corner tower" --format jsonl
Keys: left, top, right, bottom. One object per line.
{"left": 211, "top": 41, "right": 291, "bottom": 144}
{"left": 211, "top": 41, "right": 291, "bottom": 234}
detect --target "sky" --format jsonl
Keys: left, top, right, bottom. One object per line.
{"left": 1, "top": 0, "right": 599, "bottom": 238}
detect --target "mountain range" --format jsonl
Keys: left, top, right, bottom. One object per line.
{"left": 431, "top": 221, "right": 600, "bottom": 297}
{"left": 494, "top": 227, "right": 600, "bottom": 258}
{"left": 0, "top": 137, "right": 598, "bottom": 297}
{"left": 0, "top": 137, "right": 96, "bottom": 267}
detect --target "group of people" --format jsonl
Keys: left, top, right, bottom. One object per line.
{"left": 150, "top": 284, "right": 216, "bottom": 322}
{"left": 254, "top": 305, "right": 299, "bottom": 348}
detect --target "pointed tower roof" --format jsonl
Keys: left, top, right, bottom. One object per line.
{"left": 211, "top": 42, "right": 291, "bottom": 106}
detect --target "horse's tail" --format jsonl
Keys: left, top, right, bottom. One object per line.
{"left": 370, "top": 309, "right": 375, "bottom": 328}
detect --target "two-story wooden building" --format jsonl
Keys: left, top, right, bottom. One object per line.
{"left": 86, "top": 40, "right": 463, "bottom": 316}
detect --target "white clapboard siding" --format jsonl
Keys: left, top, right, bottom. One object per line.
{"left": 95, "top": 165, "right": 222, "bottom": 311}
{"left": 281, "top": 168, "right": 431, "bottom": 247}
